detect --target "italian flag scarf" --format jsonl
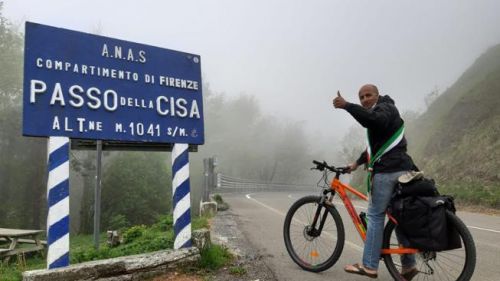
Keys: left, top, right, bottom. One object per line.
{"left": 366, "top": 125, "right": 405, "bottom": 193}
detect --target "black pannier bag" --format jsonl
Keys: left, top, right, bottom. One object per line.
{"left": 390, "top": 195, "right": 461, "bottom": 251}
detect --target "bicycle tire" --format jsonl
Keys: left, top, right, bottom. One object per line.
{"left": 283, "top": 195, "right": 345, "bottom": 272}
{"left": 383, "top": 210, "right": 476, "bottom": 281}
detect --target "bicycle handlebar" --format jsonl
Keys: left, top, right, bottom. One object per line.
{"left": 312, "top": 160, "right": 350, "bottom": 174}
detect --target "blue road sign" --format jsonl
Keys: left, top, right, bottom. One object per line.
{"left": 23, "top": 22, "right": 204, "bottom": 145}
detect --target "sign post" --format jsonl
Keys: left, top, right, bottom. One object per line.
{"left": 172, "top": 143, "right": 192, "bottom": 249}
{"left": 23, "top": 22, "right": 204, "bottom": 268}
{"left": 47, "top": 136, "right": 70, "bottom": 269}
{"left": 93, "top": 140, "right": 102, "bottom": 249}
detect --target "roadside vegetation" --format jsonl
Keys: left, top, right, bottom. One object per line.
{"left": 438, "top": 182, "right": 500, "bottom": 209}
{"left": 0, "top": 214, "right": 233, "bottom": 281}
{"left": 212, "top": 194, "right": 229, "bottom": 211}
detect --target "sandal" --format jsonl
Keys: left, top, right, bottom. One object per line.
{"left": 401, "top": 268, "right": 419, "bottom": 281}
{"left": 344, "top": 263, "right": 378, "bottom": 279}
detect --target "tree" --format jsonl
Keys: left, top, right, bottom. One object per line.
{"left": 71, "top": 151, "right": 97, "bottom": 234}
{"left": 194, "top": 88, "right": 315, "bottom": 184}
{"left": 100, "top": 152, "right": 171, "bottom": 230}
{"left": 0, "top": 5, "right": 47, "bottom": 229}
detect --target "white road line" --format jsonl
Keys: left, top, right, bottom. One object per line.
{"left": 246, "top": 193, "right": 287, "bottom": 217}
{"left": 246, "top": 193, "right": 363, "bottom": 252}
{"left": 467, "top": 226, "right": 500, "bottom": 234}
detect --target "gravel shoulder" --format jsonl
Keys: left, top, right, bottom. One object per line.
{"left": 208, "top": 208, "right": 278, "bottom": 281}
{"left": 150, "top": 206, "right": 277, "bottom": 281}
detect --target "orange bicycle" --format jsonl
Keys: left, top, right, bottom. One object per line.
{"left": 283, "top": 160, "right": 476, "bottom": 281}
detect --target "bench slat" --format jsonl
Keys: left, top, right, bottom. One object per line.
{"left": 0, "top": 237, "right": 47, "bottom": 245}
{"left": 0, "top": 228, "right": 44, "bottom": 237}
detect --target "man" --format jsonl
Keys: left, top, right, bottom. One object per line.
{"left": 333, "top": 84, "right": 417, "bottom": 279}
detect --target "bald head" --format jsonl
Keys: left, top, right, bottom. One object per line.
{"left": 358, "top": 84, "right": 380, "bottom": 109}
{"left": 359, "top": 84, "right": 379, "bottom": 95}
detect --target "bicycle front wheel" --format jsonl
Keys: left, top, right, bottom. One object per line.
{"left": 283, "top": 195, "right": 345, "bottom": 272}
{"left": 383, "top": 210, "right": 476, "bottom": 281}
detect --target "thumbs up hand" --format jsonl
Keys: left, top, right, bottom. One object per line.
{"left": 333, "top": 90, "right": 347, "bottom": 108}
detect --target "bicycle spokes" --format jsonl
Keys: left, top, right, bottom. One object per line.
{"left": 284, "top": 196, "right": 345, "bottom": 272}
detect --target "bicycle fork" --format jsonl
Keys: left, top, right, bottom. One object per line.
{"left": 307, "top": 192, "right": 335, "bottom": 238}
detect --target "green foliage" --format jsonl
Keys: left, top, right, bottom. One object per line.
{"left": 191, "top": 215, "right": 210, "bottom": 230}
{"left": 212, "top": 194, "right": 224, "bottom": 204}
{"left": 0, "top": 3, "right": 23, "bottom": 101}
{"left": 75, "top": 151, "right": 99, "bottom": 234}
{"left": 438, "top": 182, "right": 500, "bottom": 209}
{"left": 70, "top": 221, "right": 173, "bottom": 263}
{"left": 0, "top": 256, "right": 45, "bottom": 281}
{"left": 108, "top": 214, "right": 130, "bottom": 230}
{"left": 400, "top": 44, "right": 500, "bottom": 208}
{"left": 70, "top": 213, "right": 211, "bottom": 264}
{"left": 199, "top": 244, "right": 233, "bottom": 271}
{"left": 405, "top": 44, "right": 500, "bottom": 208}
{"left": 152, "top": 215, "right": 174, "bottom": 231}
{"left": 0, "top": 213, "right": 210, "bottom": 280}
{"left": 100, "top": 151, "right": 172, "bottom": 231}
{"left": 229, "top": 265, "right": 247, "bottom": 276}
{"left": 0, "top": 2, "right": 47, "bottom": 230}
{"left": 71, "top": 246, "right": 101, "bottom": 263}
{"left": 122, "top": 225, "right": 146, "bottom": 243}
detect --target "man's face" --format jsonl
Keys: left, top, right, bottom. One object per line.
{"left": 358, "top": 86, "right": 379, "bottom": 109}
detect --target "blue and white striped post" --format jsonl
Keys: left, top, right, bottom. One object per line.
{"left": 172, "top": 143, "right": 192, "bottom": 249}
{"left": 47, "top": 136, "right": 70, "bottom": 269}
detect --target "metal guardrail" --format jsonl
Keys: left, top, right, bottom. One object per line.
{"left": 216, "top": 173, "right": 317, "bottom": 193}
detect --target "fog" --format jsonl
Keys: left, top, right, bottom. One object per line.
{"left": 4, "top": 0, "right": 500, "bottom": 137}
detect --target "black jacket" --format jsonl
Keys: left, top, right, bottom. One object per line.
{"left": 344, "top": 95, "right": 415, "bottom": 173}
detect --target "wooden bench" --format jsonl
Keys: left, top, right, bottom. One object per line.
{"left": 0, "top": 228, "right": 45, "bottom": 263}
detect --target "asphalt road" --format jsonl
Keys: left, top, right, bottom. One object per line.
{"left": 220, "top": 191, "right": 500, "bottom": 281}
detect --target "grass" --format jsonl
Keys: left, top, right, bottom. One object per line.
{"left": 438, "top": 182, "right": 500, "bottom": 209}
{"left": 229, "top": 265, "right": 247, "bottom": 276}
{"left": 0, "top": 214, "right": 214, "bottom": 281}
{"left": 0, "top": 256, "right": 46, "bottom": 281}
{"left": 199, "top": 244, "right": 233, "bottom": 271}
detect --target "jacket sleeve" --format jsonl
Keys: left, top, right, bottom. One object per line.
{"left": 356, "top": 150, "right": 367, "bottom": 166}
{"left": 344, "top": 102, "right": 395, "bottom": 129}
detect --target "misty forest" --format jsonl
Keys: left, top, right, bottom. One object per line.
{"left": 1, "top": 6, "right": 499, "bottom": 236}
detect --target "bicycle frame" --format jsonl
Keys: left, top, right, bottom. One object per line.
{"left": 330, "top": 177, "right": 419, "bottom": 255}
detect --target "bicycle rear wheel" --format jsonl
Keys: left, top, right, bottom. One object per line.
{"left": 383, "top": 211, "right": 476, "bottom": 281}
{"left": 283, "top": 195, "right": 345, "bottom": 272}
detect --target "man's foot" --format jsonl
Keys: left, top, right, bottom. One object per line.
{"left": 401, "top": 267, "right": 418, "bottom": 281}
{"left": 344, "top": 263, "right": 378, "bottom": 279}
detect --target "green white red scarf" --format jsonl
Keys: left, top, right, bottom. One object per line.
{"left": 366, "top": 125, "right": 405, "bottom": 193}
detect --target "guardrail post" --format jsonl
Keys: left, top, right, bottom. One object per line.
{"left": 203, "top": 158, "right": 209, "bottom": 202}
{"left": 208, "top": 157, "right": 217, "bottom": 192}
